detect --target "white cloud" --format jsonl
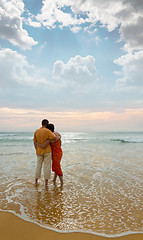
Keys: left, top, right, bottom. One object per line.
{"left": 53, "top": 55, "right": 98, "bottom": 86}
{"left": 31, "top": 0, "right": 143, "bottom": 52}
{"left": 114, "top": 50, "right": 143, "bottom": 90}
{"left": 68, "top": 26, "right": 82, "bottom": 33}
{"left": 26, "top": 17, "right": 42, "bottom": 28}
{"left": 0, "top": 48, "right": 141, "bottom": 113}
{"left": 36, "top": 0, "right": 85, "bottom": 30}
{"left": 0, "top": 48, "right": 98, "bottom": 94}
{"left": 72, "top": 0, "right": 143, "bottom": 52}
{"left": 0, "top": 48, "right": 47, "bottom": 87}
{"left": 2, "top": 1, "right": 136, "bottom": 54}
{"left": 124, "top": 0, "right": 143, "bottom": 10}
{"left": 120, "top": 16, "right": 143, "bottom": 52}
{"left": 0, "top": 0, "right": 37, "bottom": 49}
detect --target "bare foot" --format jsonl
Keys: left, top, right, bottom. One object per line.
{"left": 60, "top": 182, "right": 63, "bottom": 186}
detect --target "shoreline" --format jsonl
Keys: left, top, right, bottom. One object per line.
{"left": 0, "top": 211, "right": 142, "bottom": 240}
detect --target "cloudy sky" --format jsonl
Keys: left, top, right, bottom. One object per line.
{"left": 0, "top": 0, "right": 143, "bottom": 131}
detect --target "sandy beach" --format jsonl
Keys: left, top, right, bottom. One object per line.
{"left": 0, "top": 211, "right": 142, "bottom": 240}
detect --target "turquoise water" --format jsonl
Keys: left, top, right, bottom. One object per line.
{"left": 0, "top": 131, "right": 143, "bottom": 237}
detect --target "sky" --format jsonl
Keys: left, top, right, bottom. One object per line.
{"left": 0, "top": 0, "right": 143, "bottom": 132}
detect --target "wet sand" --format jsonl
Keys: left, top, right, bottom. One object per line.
{"left": 0, "top": 211, "right": 142, "bottom": 240}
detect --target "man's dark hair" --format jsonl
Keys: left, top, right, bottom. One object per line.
{"left": 46, "top": 123, "right": 54, "bottom": 132}
{"left": 42, "top": 119, "right": 49, "bottom": 126}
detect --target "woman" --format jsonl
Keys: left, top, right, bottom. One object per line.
{"left": 36, "top": 124, "right": 63, "bottom": 185}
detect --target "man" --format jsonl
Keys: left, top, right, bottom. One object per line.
{"left": 33, "top": 119, "right": 59, "bottom": 186}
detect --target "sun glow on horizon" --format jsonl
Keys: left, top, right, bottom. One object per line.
{"left": 0, "top": 107, "right": 143, "bottom": 132}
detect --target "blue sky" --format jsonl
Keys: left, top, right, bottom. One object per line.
{"left": 0, "top": 0, "right": 143, "bottom": 131}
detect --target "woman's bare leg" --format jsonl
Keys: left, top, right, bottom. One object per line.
{"left": 59, "top": 176, "right": 63, "bottom": 186}
{"left": 53, "top": 173, "right": 57, "bottom": 182}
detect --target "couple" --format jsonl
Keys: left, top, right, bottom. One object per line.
{"left": 33, "top": 119, "right": 63, "bottom": 186}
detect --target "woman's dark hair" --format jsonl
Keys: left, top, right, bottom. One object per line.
{"left": 46, "top": 123, "right": 54, "bottom": 132}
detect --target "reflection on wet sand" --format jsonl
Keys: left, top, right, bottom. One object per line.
{"left": 34, "top": 184, "right": 64, "bottom": 226}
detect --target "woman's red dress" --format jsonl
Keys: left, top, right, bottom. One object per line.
{"left": 50, "top": 139, "right": 63, "bottom": 176}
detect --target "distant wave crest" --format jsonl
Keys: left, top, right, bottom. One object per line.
{"left": 111, "top": 138, "right": 143, "bottom": 143}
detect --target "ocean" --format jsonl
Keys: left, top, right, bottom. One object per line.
{"left": 0, "top": 131, "right": 143, "bottom": 237}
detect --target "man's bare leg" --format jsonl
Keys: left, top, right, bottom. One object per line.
{"left": 45, "top": 179, "right": 48, "bottom": 186}
{"left": 35, "top": 178, "right": 38, "bottom": 186}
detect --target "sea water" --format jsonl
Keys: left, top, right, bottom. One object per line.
{"left": 0, "top": 131, "right": 143, "bottom": 237}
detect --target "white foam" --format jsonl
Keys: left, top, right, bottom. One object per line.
{"left": 0, "top": 210, "right": 142, "bottom": 238}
